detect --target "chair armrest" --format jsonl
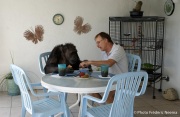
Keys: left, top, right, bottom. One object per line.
{"left": 83, "top": 95, "right": 105, "bottom": 104}
{"left": 29, "top": 83, "right": 60, "bottom": 97}
{"left": 81, "top": 95, "right": 106, "bottom": 116}
{"left": 30, "top": 83, "right": 47, "bottom": 94}
{"left": 31, "top": 91, "right": 63, "bottom": 97}
{"left": 136, "top": 76, "right": 148, "bottom": 96}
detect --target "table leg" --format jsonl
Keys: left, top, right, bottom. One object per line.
{"left": 69, "top": 94, "right": 81, "bottom": 109}
{"left": 78, "top": 94, "right": 83, "bottom": 117}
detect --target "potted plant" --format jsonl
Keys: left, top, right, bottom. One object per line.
{"left": 7, "top": 72, "right": 20, "bottom": 96}
{"left": 130, "top": 1, "right": 143, "bottom": 18}
{"left": 0, "top": 52, "right": 20, "bottom": 96}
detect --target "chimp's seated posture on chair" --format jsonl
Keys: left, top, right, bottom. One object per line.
{"left": 44, "top": 43, "right": 81, "bottom": 74}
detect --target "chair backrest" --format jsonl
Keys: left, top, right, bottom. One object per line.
{"left": 10, "top": 64, "right": 34, "bottom": 114}
{"left": 102, "top": 72, "right": 148, "bottom": 117}
{"left": 39, "top": 52, "right": 51, "bottom": 75}
{"left": 126, "top": 53, "right": 141, "bottom": 72}
{"left": 11, "top": 68, "right": 18, "bottom": 85}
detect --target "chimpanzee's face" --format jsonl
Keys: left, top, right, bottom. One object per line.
{"left": 65, "top": 50, "right": 80, "bottom": 65}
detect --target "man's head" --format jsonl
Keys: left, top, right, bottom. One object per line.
{"left": 95, "top": 32, "right": 113, "bottom": 51}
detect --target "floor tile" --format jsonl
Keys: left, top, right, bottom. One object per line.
{"left": 0, "top": 96, "right": 11, "bottom": 108}
{"left": 0, "top": 108, "right": 10, "bottom": 117}
{"left": 67, "top": 93, "right": 79, "bottom": 104}
{"left": 10, "top": 107, "right": 31, "bottom": 117}
{"left": 11, "top": 95, "right": 22, "bottom": 107}
{"left": 0, "top": 87, "right": 179, "bottom": 117}
{"left": 134, "top": 98, "right": 151, "bottom": 107}
{"left": 72, "top": 112, "right": 79, "bottom": 117}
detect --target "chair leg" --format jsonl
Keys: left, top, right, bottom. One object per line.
{"left": 58, "top": 93, "right": 68, "bottom": 102}
{"left": 43, "top": 87, "right": 48, "bottom": 98}
{"left": 60, "top": 92, "right": 70, "bottom": 117}
{"left": 21, "top": 105, "right": 26, "bottom": 117}
{"left": 65, "top": 93, "right": 67, "bottom": 101}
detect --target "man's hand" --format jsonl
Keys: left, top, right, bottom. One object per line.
{"left": 80, "top": 61, "right": 89, "bottom": 68}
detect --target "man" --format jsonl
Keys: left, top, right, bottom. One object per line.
{"left": 80, "top": 32, "right": 128, "bottom": 103}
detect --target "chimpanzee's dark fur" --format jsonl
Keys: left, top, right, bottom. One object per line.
{"left": 44, "top": 43, "right": 81, "bottom": 74}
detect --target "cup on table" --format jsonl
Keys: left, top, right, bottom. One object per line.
{"left": 100, "top": 64, "right": 109, "bottom": 77}
{"left": 58, "top": 64, "right": 66, "bottom": 76}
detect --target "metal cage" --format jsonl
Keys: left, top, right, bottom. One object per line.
{"left": 109, "top": 16, "right": 165, "bottom": 99}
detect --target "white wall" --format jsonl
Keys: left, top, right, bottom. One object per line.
{"left": 1, "top": 0, "right": 180, "bottom": 98}
{"left": 162, "top": 0, "right": 180, "bottom": 98}
{"left": 0, "top": 0, "right": 134, "bottom": 84}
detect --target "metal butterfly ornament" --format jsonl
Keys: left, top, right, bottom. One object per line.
{"left": 74, "top": 16, "right": 91, "bottom": 35}
{"left": 23, "top": 25, "right": 44, "bottom": 44}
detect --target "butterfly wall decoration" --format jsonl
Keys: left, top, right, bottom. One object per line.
{"left": 23, "top": 25, "right": 44, "bottom": 44}
{"left": 74, "top": 16, "right": 91, "bottom": 35}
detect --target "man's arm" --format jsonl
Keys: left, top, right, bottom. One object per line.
{"left": 80, "top": 59, "right": 116, "bottom": 67}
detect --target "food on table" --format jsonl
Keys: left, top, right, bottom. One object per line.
{"left": 78, "top": 72, "right": 89, "bottom": 78}
{"left": 80, "top": 74, "right": 89, "bottom": 78}
{"left": 79, "top": 72, "right": 85, "bottom": 77}
{"left": 96, "top": 67, "right": 100, "bottom": 71}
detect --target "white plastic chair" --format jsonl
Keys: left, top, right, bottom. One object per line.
{"left": 38, "top": 52, "right": 52, "bottom": 94}
{"left": 39, "top": 52, "right": 51, "bottom": 75}
{"left": 126, "top": 53, "right": 141, "bottom": 72}
{"left": 81, "top": 71, "right": 148, "bottom": 117}
{"left": 10, "top": 64, "right": 70, "bottom": 117}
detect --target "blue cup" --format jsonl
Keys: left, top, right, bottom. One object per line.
{"left": 101, "top": 64, "right": 109, "bottom": 77}
{"left": 58, "top": 64, "right": 66, "bottom": 76}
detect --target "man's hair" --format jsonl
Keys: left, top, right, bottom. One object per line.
{"left": 95, "top": 32, "right": 113, "bottom": 44}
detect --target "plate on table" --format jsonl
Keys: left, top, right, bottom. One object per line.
{"left": 74, "top": 76, "right": 89, "bottom": 79}
{"left": 51, "top": 74, "right": 62, "bottom": 78}
{"left": 98, "top": 75, "right": 111, "bottom": 79}
{"left": 77, "top": 77, "right": 89, "bottom": 79}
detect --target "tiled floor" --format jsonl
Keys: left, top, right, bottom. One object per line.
{"left": 0, "top": 87, "right": 180, "bottom": 117}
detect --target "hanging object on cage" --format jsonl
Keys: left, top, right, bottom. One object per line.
{"left": 24, "top": 25, "right": 44, "bottom": 44}
{"left": 73, "top": 16, "right": 91, "bottom": 35}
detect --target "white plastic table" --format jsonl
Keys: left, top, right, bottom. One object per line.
{"left": 41, "top": 72, "right": 113, "bottom": 116}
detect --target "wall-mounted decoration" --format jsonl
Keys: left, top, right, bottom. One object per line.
{"left": 73, "top": 16, "right": 91, "bottom": 35}
{"left": 53, "top": 14, "right": 64, "bottom": 25}
{"left": 164, "top": 0, "right": 175, "bottom": 16}
{"left": 23, "top": 25, "right": 44, "bottom": 44}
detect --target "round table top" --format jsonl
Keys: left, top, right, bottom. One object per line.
{"left": 41, "top": 73, "right": 110, "bottom": 94}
